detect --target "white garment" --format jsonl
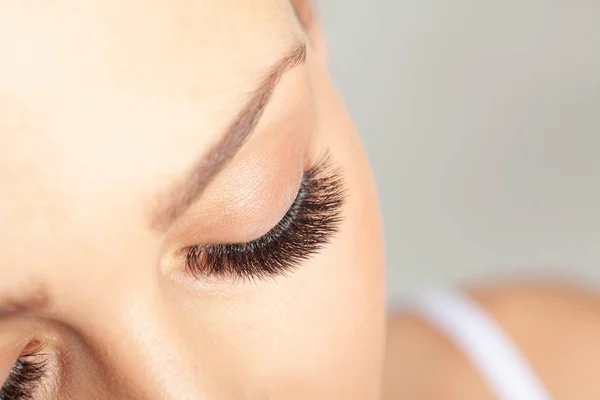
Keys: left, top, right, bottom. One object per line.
{"left": 411, "top": 290, "right": 553, "bottom": 400}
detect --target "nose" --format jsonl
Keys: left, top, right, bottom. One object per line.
{"left": 118, "top": 310, "right": 209, "bottom": 399}
{"left": 82, "top": 295, "right": 213, "bottom": 400}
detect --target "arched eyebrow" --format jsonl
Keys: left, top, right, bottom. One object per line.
{"left": 148, "top": 42, "right": 307, "bottom": 233}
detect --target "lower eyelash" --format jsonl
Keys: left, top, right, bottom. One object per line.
{"left": 185, "top": 152, "right": 346, "bottom": 281}
{"left": 0, "top": 348, "right": 47, "bottom": 400}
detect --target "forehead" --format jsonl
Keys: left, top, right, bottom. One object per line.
{"left": 0, "top": 0, "right": 298, "bottom": 148}
{"left": 0, "top": 1, "right": 302, "bottom": 272}
{"left": 0, "top": 2, "right": 299, "bottom": 190}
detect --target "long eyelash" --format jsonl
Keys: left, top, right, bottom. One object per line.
{"left": 0, "top": 348, "right": 46, "bottom": 400}
{"left": 185, "top": 153, "right": 346, "bottom": 281}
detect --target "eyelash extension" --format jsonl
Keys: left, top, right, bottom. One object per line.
{"left": 185, "top": 152, "right": 346, "bottom": 281}
{"left": 0, "top": 348, "right": 46, "bottom": 400}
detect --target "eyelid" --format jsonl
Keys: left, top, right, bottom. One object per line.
{"left": 184, "top": 152, "right": 345, "bottom": 281}
{"left": 163, "top": 64, "right": 314, "bottom": 260}
{"left": 208, "top": 157, "right": 304, "bottom": 240}
{"left": 167, "top": 132, "right": 308, "bottom": 250}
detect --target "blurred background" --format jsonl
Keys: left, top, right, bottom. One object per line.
{"left": 317, "top": 1, "right": 600, "bottom": 304}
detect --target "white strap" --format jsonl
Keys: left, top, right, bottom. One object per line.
{"left": 412, "top": 290, "right": 552, "bottom": 400}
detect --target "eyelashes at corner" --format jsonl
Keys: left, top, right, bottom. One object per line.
{"left": 184, "top": 152, "right": 346, "bottom": 281}
{"left": 0, "top": 345, "right": 47, "bottom": 400}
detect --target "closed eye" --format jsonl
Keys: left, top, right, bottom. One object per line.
{"left": 184, "top": 152, "right": 345, "bottom": 281}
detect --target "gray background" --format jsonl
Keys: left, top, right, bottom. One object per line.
{"left": 317, "top": 1, "right": 600, "bottom": 304}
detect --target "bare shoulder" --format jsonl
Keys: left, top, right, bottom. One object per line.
{"left": 471, "top": 281, "right": 600, "bottom": 399}
{"left": 383, "top": 282, "right": 600, "bottom": 400}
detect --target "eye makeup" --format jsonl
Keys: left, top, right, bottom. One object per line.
{"left": 184, "top": 152, "right": 345, "bottom": 281}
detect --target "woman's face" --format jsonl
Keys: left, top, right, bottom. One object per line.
{"left": 0, "top": 1, "right": 385, "bottom": 399}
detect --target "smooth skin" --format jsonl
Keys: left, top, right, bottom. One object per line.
{"left": 0, "top": 1, "right": 385, "bottom": 399}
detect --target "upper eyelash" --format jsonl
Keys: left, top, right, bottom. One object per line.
{"left": 0, "top": 348, "right": 47, "bottom": 400}
{"left": 185, "top": 152, "right": 346, "bottom": 281}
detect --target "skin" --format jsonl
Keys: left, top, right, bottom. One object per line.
{"left": 384, "top": 282, "right": 600, "bottom": 400}
{"left": 6, "top": 3, "right": 596, "bottom": 400}
{"left": 0, "top": 1, "right": 385, "bottom": 399}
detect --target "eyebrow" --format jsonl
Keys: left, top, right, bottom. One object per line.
{"left": 149, "top": 42, "right": 307, "bottom": 232}
{"left": 0, "top": 288, "right": 49, "bottom": 319}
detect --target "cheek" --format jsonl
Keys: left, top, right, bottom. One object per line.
{"left": 309, "top": 84, "right": 386, "bottom": 398}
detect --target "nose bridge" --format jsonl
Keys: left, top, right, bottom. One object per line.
{"left": 39, "top": 247, "right": 215, "bottom": 399}
{"left": 95, "top": 294, "right": 211, "bottom": 400}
